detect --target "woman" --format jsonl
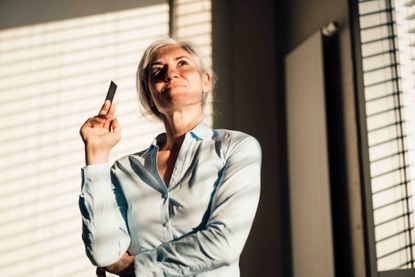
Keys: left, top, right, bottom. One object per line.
{"left": 79, "top": 38, "right": 261, "bottom": 277}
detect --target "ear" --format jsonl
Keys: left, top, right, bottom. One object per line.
{"left": 201, "top": 72, "right": 212, "bottom": 93}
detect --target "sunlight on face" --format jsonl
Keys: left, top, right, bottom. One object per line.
{"left": 148, "top": 46, "right": 210, "bottom": 116}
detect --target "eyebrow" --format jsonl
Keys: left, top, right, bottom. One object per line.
{"left": 151, "top": 56, "right": 191, "bottom": 67}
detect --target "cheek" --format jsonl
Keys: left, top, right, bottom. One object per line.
{"left": 186, "top": 71, "right": 204, "bottom": 89}
{"left": 148, "top": 82, "right": 163, "bottom": 98}
{"left": 149, "top": 81, "right": 162, "bottom": 90}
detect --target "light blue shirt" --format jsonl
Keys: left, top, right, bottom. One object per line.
{"left": 79, "top": 122, "right": 262, "bottom": 277}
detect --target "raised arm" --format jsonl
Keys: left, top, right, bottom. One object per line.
{"left": 134, "top": 135, "right": 262, "bottom": 276}
{"left": 79, "top": 100, "right": 131, "bottom": 267}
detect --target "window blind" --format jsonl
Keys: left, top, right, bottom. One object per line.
{"left": 357, "top": 0, "right": 415, "bottom": 271}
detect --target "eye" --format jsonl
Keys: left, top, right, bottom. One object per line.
{"left": 151, "top": 67, "right": 162, "bottom": 74}
{"left": 150, "top": 67, "right": 162, "bottom": 78}
{"left": 177, "top": 60, "right": 189, "bottom": 66}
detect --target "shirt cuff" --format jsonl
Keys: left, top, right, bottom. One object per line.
{"left": 81, "top": 163, "right": 111, "bottom": 191}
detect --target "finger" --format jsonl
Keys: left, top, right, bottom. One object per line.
{"left": 98, "top": 100, "right": 111, "bottom": 116}
{"left": 81, "top": 117, "right": 102, "bottom": 130}
{"left": 104, "top": 104, "right": 116, "bottom": 130}
{"left": 88, "top": 116, "right": 106, "bottom": 126}
{"left": 80, "top": 117, "right": 103, "bottom": 139}
{"left": 107, "top": 103, "right": 116, "bottom": 119}
{"left": 81, "top": 117, "right": 92, "bottom": 129}
{"left": 111, "top": 118, "right": 121, "bottom": 135}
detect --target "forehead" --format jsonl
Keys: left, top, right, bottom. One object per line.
{"left": 150, "top": 45, "right": 193, "bottom": 63}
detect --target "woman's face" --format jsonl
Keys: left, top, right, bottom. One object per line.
{"left": 147, "top": 45, "right": 210, "bottom": 116}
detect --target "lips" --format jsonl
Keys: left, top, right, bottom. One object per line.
{"left": 162, "top": 82, "right": 185, "bottom": 92}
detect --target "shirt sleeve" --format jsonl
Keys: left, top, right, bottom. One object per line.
{"left": 79, "top": 163, "right": 131, "bottom": 267}
{"left": 134, "top": 135, "right": 262, "bottom": 277}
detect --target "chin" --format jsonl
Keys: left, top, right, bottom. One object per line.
{"left": 161, "top": 100, "right": 203, "bottom": 113}
{"left": 167, "top": 91, "right": 200, "bottom": 102}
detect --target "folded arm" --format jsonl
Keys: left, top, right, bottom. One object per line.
{"left": 79, "top": 135, "right": 261, "bottom": 276}
{"left": 133, "top": 136, "right": 262, "bottom": 276}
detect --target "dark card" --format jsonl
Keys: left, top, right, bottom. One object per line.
{"left": 105, "top": 81, "right": 117, "bottom": 103}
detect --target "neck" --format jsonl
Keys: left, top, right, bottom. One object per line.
{"left": 161, "top": 108, "right": 203, "bottom": 151}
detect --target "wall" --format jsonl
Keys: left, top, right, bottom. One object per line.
{"left": 0, "top": 0, "right": 164, "bottom": 29}
{"left": 284, "top": 0, "right": 366, "bottom": 276}
{"left": 212, "top": 0, "right": 287, "bottom": 276}
{"left": 212, "top": 0, "right": 367, "bottom": 276}
{"left": 0, "top": 1, "right": 167, "bottom": 276}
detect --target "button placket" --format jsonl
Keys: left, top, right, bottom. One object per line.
{"left": 161, "top": 193, "right": 172, "bottom": 241}
{"left": 167, "top": 132, "right": 194, "bottom": 189}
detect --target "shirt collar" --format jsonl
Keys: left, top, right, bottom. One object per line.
{"left": 188, "top": 121, "right": 213, "bottom": 140}
{"left": 149, "top": 121, "right": 213, "bottom": 149}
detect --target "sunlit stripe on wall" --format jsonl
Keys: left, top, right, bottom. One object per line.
{"left": 0, "top": 0, "right": 214, "bottom": 275}
{"left": 0, "top": 4, "right": 170, "bottom": 277}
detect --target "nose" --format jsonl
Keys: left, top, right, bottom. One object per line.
{"left": 164, "top": 65, "right": 178, "bottom": 81}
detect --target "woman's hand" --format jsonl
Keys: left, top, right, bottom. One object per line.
{"left": 102, "top": 252, "right": 135, "bottom": 276}
{"left": 80, "top": 100, "right": 121, "bottom": 165}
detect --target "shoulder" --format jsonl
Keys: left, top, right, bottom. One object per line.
{"left": 111, "top": 148, "right": 149, "bottom": 171}
{"left": 212, "top": 128, "right": 262, "bottom": 159}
